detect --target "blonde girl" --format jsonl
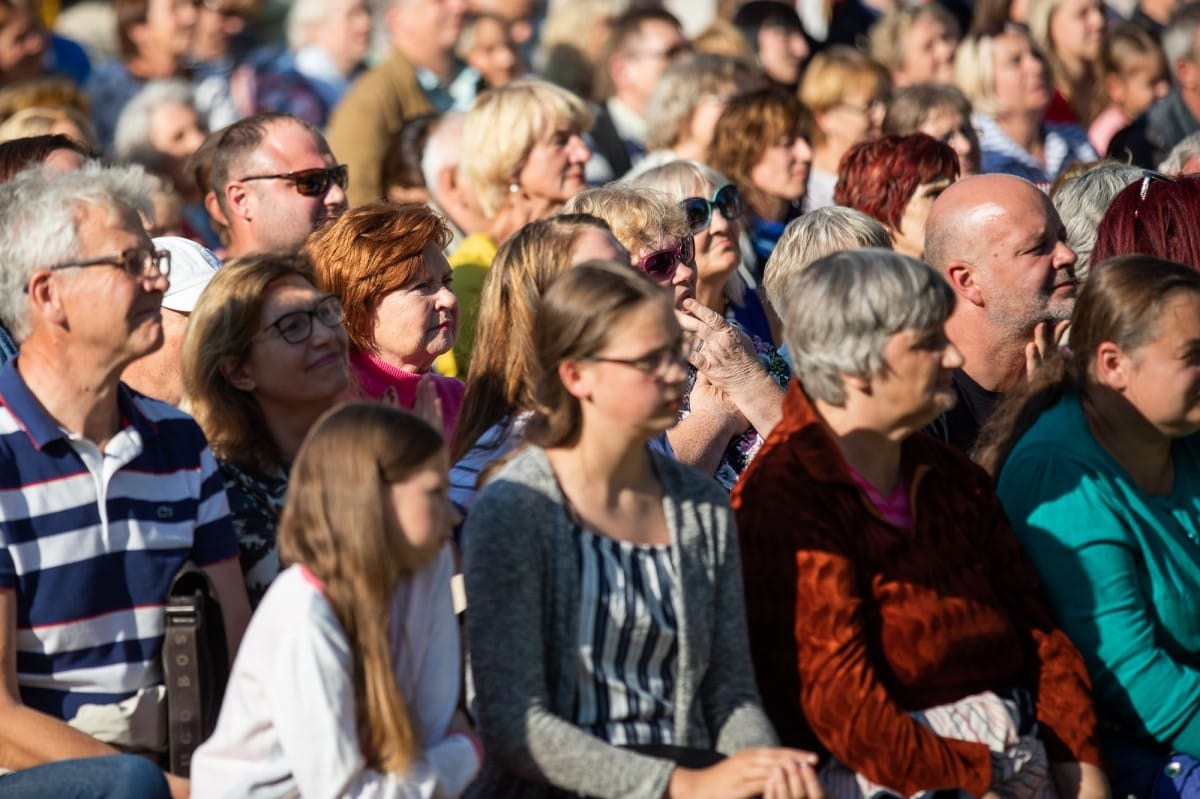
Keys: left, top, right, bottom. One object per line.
{"left": 191, "top": 403, "right": 480, "bottom": 798}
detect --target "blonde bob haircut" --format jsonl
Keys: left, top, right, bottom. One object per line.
{"left": 562, "top": 184, "right": 689, "bottom": 257}
{"left": 181, "top": 252, "right": 317, "bottom": 475}
{"left": 461, "top": 78, "right": 594, "bottom": 218}
{"left": 955, "top": 25, "right": 1046, "bottom": 116}
{"left": 869, "top": 5, "right": 961, "bottom": 74}
{"left": 279, "top": 401, "right": 445, "bottom": 777}
{"left": 799, "top": 46, "right": 891, "bottom": 144}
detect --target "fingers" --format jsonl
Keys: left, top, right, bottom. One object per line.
{"left": 1024, "top": 340, "right": 1039, "bottom": 379}
{"left": 1053, "top": 319, "right": 1071, "bottom": 344}
{"left": 681, "top": 297, "right": 726, "bottom": 328}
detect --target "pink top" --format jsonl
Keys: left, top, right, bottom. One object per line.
{"left": 1088, "top": 105, "right": 1132, "bottom": 157}
{"left": 350, "top": 351, "right": 465, "bottom": 441}
{"left": 847, "top": 465, "right": 912, "bottom": 529}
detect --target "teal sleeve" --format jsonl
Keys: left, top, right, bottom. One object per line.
{"left": 998, "top": 452, "right": 1200, "bottom": 754}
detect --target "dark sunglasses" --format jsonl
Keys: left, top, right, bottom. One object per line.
{"left": 239, "top": 164, "right": 349, "bottom": 197}
{"left": 636, "top": 235, "right": 694, "bottom": 281}
{"left": 680, "top": 184, "right": 743, "bottom": 234}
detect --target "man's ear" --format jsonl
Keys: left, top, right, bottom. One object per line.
{"left": 224, "top": 182, "right": 252, "bottom": 222}
{"left": 219, "top": 354, "right": 255, "bottom": 392}
{"left": 25, "top": 269, "right": 66, "bottom": 327}
{"left": 944, "top": 260, "right": 984, "bottom": 307}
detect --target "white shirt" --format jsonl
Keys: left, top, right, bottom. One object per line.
{"left": 191, "top": 545, "right": 479, "bottom": 798}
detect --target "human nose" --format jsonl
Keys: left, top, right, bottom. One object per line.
{"left": 325, "top": 178, "right": 348, "bottom": 210}
{"left": 436, "top": 283, "right": 458, "bottom": 311}
{"left": 673, "top": 258, "right": 696, "bottom": 291}
{"left": 569, "top": 134, "right": 591, "bottom": 164}
{"left": 792, "top": 136, "right": 813, "bottom": 163}
{"left": 1054, "top": 239, "right": 1077, "bottom": 268}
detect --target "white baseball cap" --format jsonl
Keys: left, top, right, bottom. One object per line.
{"left": 155, "top": 236, "right": 221, "bottom": 313}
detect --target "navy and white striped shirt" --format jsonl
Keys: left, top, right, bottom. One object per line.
{"left": 0, "top": 360, "right": 238, "bottom": 722}
{"left": 574, "top": 527, "right": 679, "bottom": 746}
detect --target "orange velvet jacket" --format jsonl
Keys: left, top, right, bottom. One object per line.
{"left": 732, "top": 383, "right": 1102, "bottom": 797}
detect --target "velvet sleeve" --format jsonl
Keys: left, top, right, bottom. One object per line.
{"left": 735, "top": 473, "right": 994, "bottom": 798}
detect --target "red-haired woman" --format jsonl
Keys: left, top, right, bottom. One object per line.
{"left": 834, "top": 133, "right": 959, "bottom": 260}
{"left": 1091, "top": 173, "right": 1200, "bottom": 270}
{"left": 307, "top": 202, "right": 464, "bottom": 439}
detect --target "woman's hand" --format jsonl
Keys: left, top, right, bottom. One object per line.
{"left": 667, "top": 748, "right": 823, "bottom": 799}
{"left": 413, "top": 374, "right": 445, "bottom": 431}
{"left": 1023, "top": 319, "right": 1071, "bottom": 379}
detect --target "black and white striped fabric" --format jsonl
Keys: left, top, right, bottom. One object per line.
{"left": 573, "top": 527, "right": 679, "bottom": 746}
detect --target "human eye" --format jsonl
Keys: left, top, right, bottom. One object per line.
{"left": 276, "top": 312, "right": 309, "bottom": 340}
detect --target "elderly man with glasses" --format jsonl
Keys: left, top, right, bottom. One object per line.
{"left": 0, "top": 164, "right": 250, "bottom": 799}
{"left": 208, "top": 112, "right": 349, "bottom": 258}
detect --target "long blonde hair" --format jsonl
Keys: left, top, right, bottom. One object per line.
{"left": 278, "top": 402, "right": 446, "bottom": 774}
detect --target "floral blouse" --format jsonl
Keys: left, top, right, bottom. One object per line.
{"left": 218, "top": 459, "right": 288, "bottom": 608}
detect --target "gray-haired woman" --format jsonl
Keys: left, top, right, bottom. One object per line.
{"left": 733, "top": 248, "right": 1108, "bottom": 799}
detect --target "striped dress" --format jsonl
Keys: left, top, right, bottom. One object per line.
{"left": 573, "top": 526, "right": 679, "bottom": 746}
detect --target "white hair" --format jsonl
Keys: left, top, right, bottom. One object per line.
{"left": 113, "top": 79, "right": 198, "bottom": 168}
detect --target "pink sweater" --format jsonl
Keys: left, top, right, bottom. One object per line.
{"left": 350, "top": 351, "right": 465, "bottom": 441}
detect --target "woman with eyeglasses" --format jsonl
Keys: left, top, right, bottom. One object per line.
{"left": 464, "top": 260, "right": 823, "bottom": 799}
{"left": 629, "top": 160, "right": 775, "bottom": 347}
{"left": 565, "top": 184, "right": 788, "bottom": 489}
{"left": 182, "top": 252, "right": 351, "bottom": 607}
{"left": 307, "top": 202, "right": 464, "bottom": 438}
{"left": 975, "top": 255, "right": 1200, "bottom": 799}
{"left": 736, "top": 249, "right": 1106, "bottom": 799}
{"left": 834, "top": 133, "right": 960, "bottom": 261}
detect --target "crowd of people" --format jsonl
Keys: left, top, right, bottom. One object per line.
{"left": 2, "top": 0, "right": 1200, "bottom": 797}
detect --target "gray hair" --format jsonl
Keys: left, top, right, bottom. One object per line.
{"left": 113, "top": 79, "right": 198, "bottom": 168}
{"left": 0, "top": 163, "right": 156, "bottom": 341}
{"left": 784, "top": 249, "right": 955, "bottom": 406}
{"left": 1159, "top": 130, "right": 1200, "bottom": 174}
{"left": 1162, "top": 2, "right": 1200, "bottom": 81}
{"left": 763, "top": 206, "right": 892, "bottom": 314}
{"left": 644, "top": 53, "right": 759, "bottom": 152}
{"left": 1050, "top": 161, "right": 1141, "bottom": 278}
{"left": 420, "top": 111, "right": 465, "bottom": 193}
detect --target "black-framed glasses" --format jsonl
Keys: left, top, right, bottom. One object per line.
{"left": 239, "top": 164, "right": 349, "bottom": 197}
{"left": 261, "top": 295, "right": 344, "bottom": 344}
{"left": 636, "top": 235, "right": 694, "bottom": 281}
{"left": 588, "top": 333, "right": 695, "bottom": 379}
{"left": 48, "top": 247, "right": 171, "bottom": 280}
{"left": 680, "top": 184, "right": 744, "bottom": 234}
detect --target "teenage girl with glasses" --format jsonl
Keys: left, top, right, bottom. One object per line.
{"left": 463, "top": 260, "right": 822, "bottom": 799}
{"left": 192, "top": 402, "right": 481, "bottom": 797}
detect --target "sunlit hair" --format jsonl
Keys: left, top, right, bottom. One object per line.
{"left": 1162, "top": 2, "right": 1200, "bottom": 82}
{"left": 834, "top": 133, "right": 959, "bottom": 231}
{"left": 279, "top": 401, "right": 445, "bottom": 777}
{"left": 1026, "top": 0, "right": 1096, "bottom": 111}
{"left": 763, "top": 207, "right": 892, "bottom": 315}
{"left": 562, "top": 184, "right": 689, "bottom": 256}
{"left": 0, "top": 134, "right": 90, "bottom": 183}
{"left": 644, "top": 53, "right": 760, "bottom": 152}
{"left": 1049, "top": 160, "right": 1141, "bottom": 278}
{"left": 113, "top": 79, "right": 201, "bottom": 174}
{"left": 799, "top": 46, "right": 891, "bottom": 145}
{"left": 955, "top": 25, "right": 1047, "bottom": 116}
{"left": 1159, "top": 130, "right": 1200, "bottom": 175}
{"left": 181, "top": 253, "right": 318, "bottom": 474}
{"left": 869, "top": 5, "right": 961, "bottom": 75}
{"left": 306, "top": 202, "right": 450, "bottom": 353}
{"left": 783, "top": 248, "right": 954, "bottom": 406}
{"left": 526, "top": 260, "right": 673, "bottom": 447}
{"left": 452, "top": 214, "right": 618, "bottom": 462}
{"left": 0, "top": 163, "right": 154, "bottom": 341}
{"left": 974, "top": 255, "right": 1200, "bottom": 473}
{"left": 1091, "top": 175, "right": 1200, "bottom": 270}
{"left": 0, "top": 105, "right": 97, "bottom": 151}
{"left": 707, "top": 87, "right": 813, "bottom": 219}
{"left": 461, "top": 78, "right": 594, "bottom": 218}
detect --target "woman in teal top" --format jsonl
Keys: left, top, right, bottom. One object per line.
{"left": 976, "top": 255, "right": 1200, "bottom": 799}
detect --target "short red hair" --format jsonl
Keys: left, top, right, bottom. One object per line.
{"left": 834, "top": 133, "right": 959, "bottom": 230}
{"left": 1092, "top": 175, "right": 1200, "bottom": 270}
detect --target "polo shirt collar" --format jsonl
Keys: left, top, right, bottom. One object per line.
{"left": 0, "top": 357, "right": 158, "bottom": 450}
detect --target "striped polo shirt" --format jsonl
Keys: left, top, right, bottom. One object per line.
{"left": 0, "top": 359, "right": 238, "bottom": 722}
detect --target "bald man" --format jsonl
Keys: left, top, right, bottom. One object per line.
{"left": 923, "top": 174, "right": 1078, "bottom": 451}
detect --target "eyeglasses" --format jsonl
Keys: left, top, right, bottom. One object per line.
{"left": 680, "top": 184, "right": 744, "bottom": 234}
{"left": 636, "top": 235, "right": 694, "bottom": 281}
{"left": 238, "top": 164, "right": 349, "bottom": 197}
{"left": 588, "top": 333, "right": 695, "bottom": 379}
{"left": 261, "top": 295, "right": 344, "bottom": 344}
{"left": 48, "top": 247, "right": 171, "bottom": 280}
{"left": 835, "top": 100, "right": 886, "bottom": 117}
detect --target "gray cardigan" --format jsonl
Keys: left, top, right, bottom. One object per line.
{"left": 462, "top": 446, "right": 777, "bottom": 799}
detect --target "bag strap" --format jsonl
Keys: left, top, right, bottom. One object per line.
{"left": 163, "top": 564, "right": 211, "bottom": 777}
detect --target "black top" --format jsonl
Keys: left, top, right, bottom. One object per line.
{"left": 924, "top": 369, "right": 1001, "bottom": 454}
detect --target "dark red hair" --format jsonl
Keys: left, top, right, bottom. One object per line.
{"left": 1092, "top": 175, "right": 1200, "bottom": 270}
{"left": 833, "top": 133, "right": 958, "bottom": 230}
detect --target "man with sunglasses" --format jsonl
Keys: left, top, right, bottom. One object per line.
{"left": 210, "top": 112, "right": 349, "bottom": 258}
{"left": 0, "top": 166, "right": 251, "bottom": 798}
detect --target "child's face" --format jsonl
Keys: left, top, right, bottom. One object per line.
{"left": 386, "top": 448, "right": 457, "bottom": 568}
{"left": 1110, "top": 53, "right": 1169, "bottom": 119}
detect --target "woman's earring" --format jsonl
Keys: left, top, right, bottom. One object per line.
{"left": 509, "top": 182, "right": 520, "bottom": 194}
